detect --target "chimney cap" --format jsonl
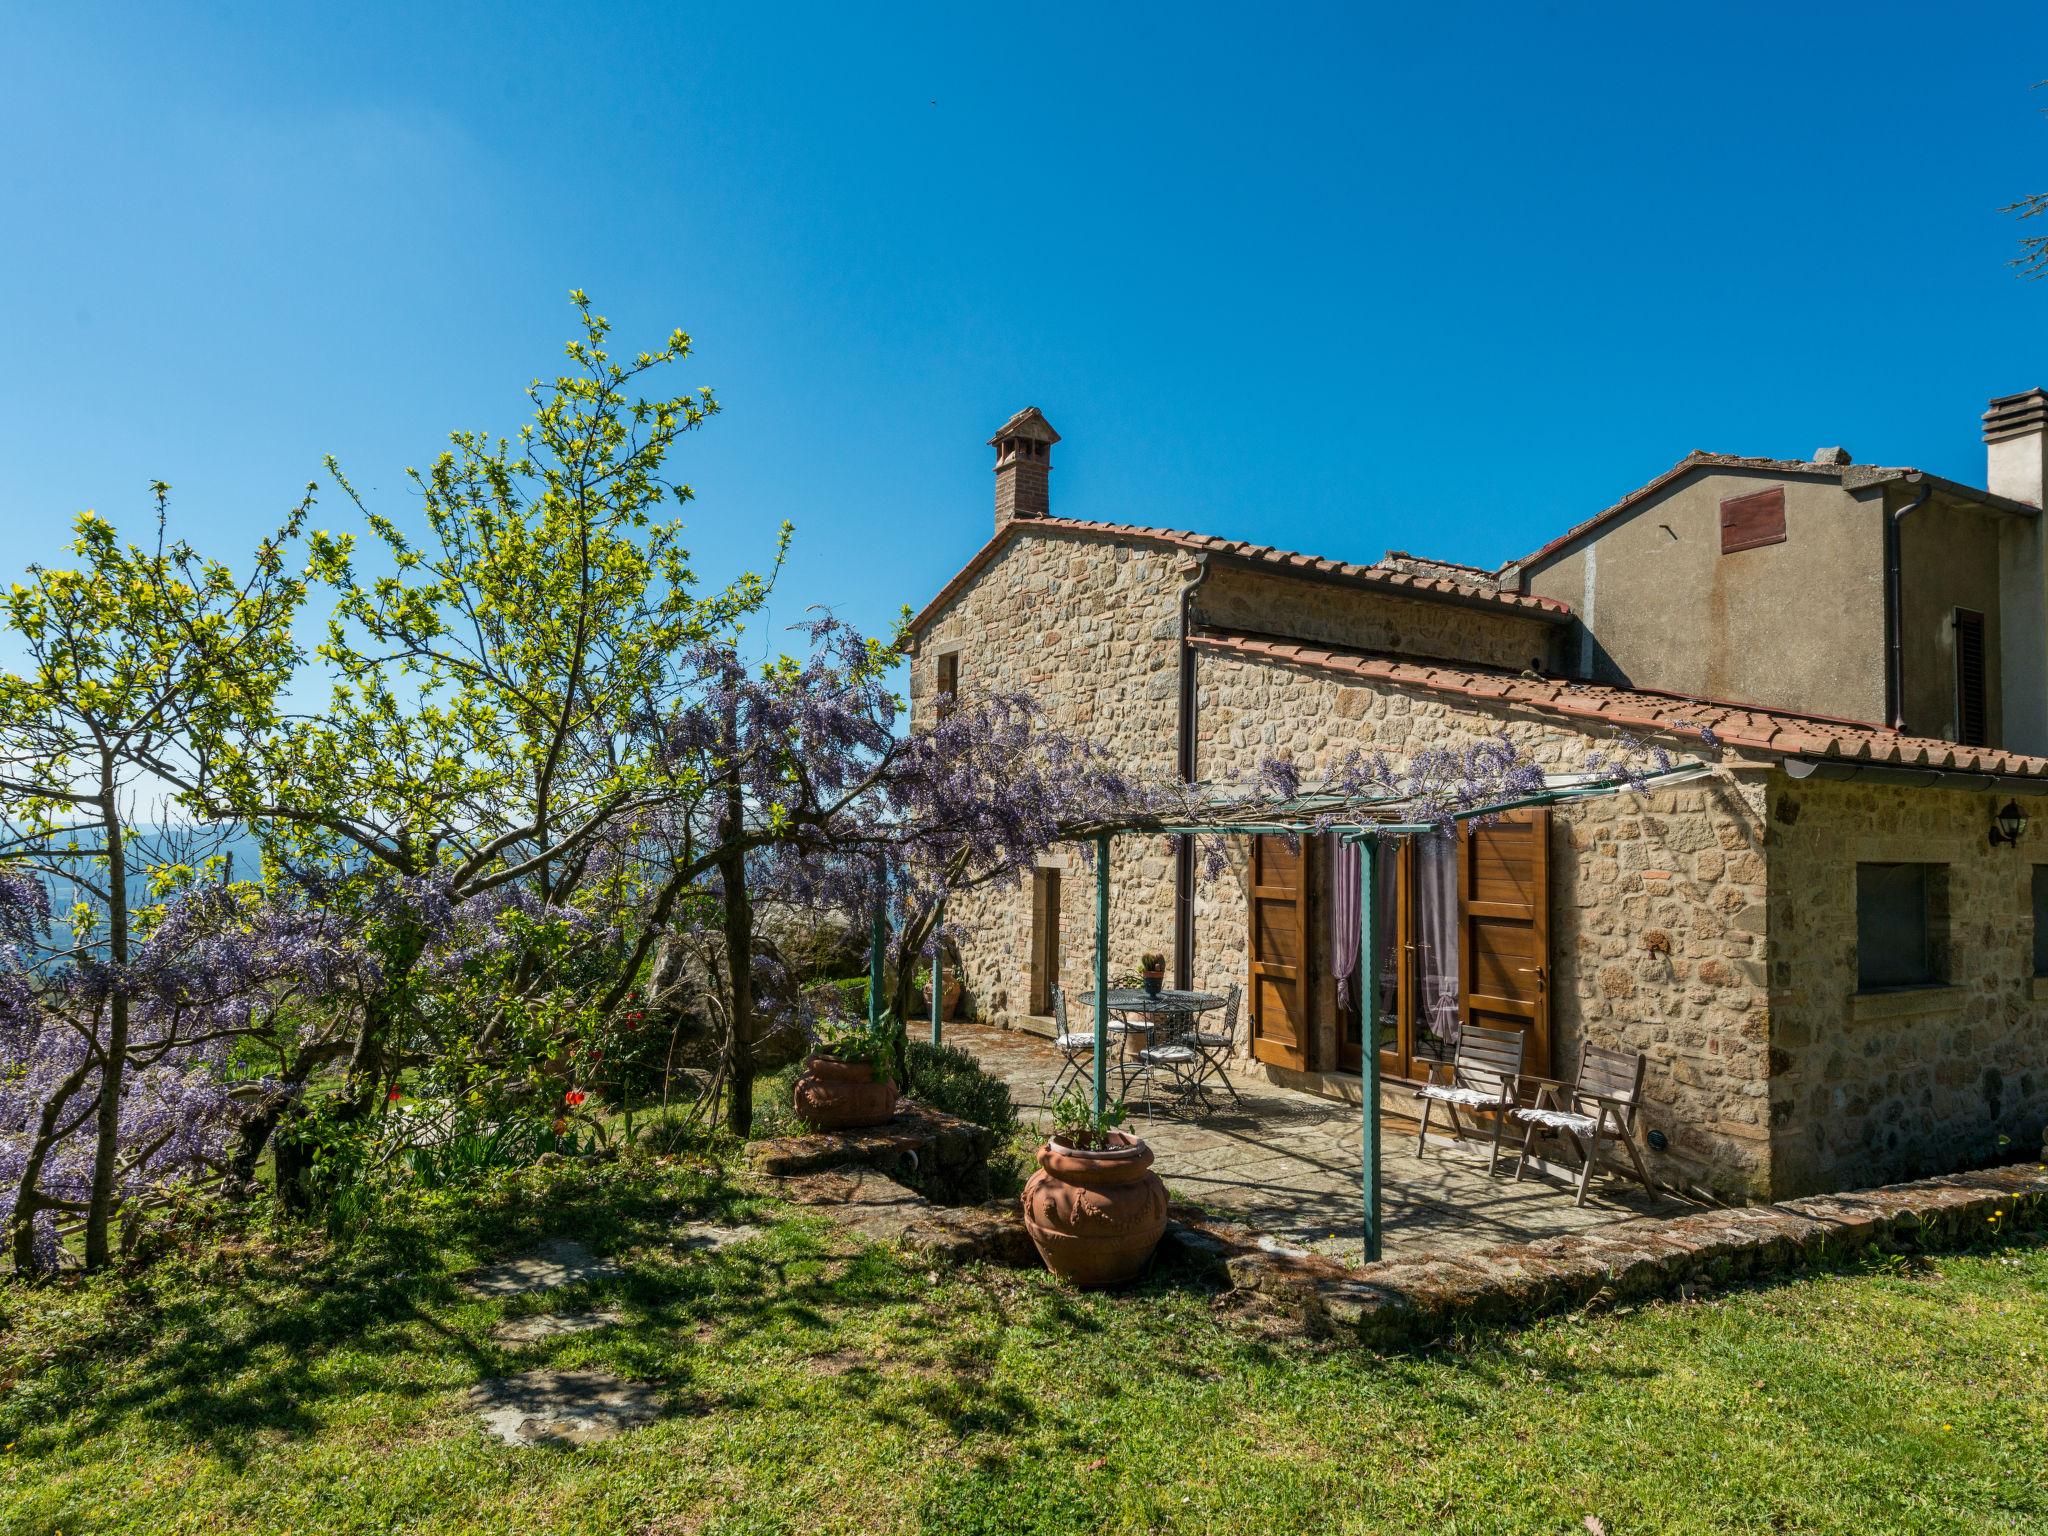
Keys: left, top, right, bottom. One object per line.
{"left": 1984, "top": 388, "right": 2048, "bottom": 444}
{"left": 988, "top": 406, "right": 1060, "bottom": 448}
{"left": 1812, "top": 446, "right": 1852, "bottom": 466}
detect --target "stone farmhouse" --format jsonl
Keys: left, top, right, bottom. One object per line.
{"left": 905, "top": 393, "right": 2048, "bottom": 1203}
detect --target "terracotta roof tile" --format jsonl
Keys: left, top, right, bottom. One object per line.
{"left": 907, "top": 516, "right": 1571, "bottom": 636}
{"left": 1190, "top": 628, "right": 2048, "bottom": 783}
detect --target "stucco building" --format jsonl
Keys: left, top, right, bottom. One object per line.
{"left": 907, "top": 396, "right": 2048, "bottom": 1202}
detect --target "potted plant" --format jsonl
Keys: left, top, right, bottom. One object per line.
{"left": 1139, "top": 952, "right": 1166, "bottom": 998}
{"left": 1020, "top": 1085, "right": 1168, "bottom": 1288}
{"left": 912, "top": 962, "right": 964, "bottom": 1021}
{"left": 792, "top": 1009, "right": 903, "bottom": 1132}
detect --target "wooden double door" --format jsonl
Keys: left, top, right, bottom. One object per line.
{"left": 1246, "top": 812, "right": 1551, "bottom": 1082}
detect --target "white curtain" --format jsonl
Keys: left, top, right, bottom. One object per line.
{"left": 1414, "top": 836, "right": 1461, "bottom": 1061}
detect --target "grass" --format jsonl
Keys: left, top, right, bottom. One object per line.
{"left": 1, "top": 1152, "right": 2045, "bottom": 1536}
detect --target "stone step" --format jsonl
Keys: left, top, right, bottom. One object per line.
{"left": 747, "top": 1099, "right": 997, "bottom": 1198}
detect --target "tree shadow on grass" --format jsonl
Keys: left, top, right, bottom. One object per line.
{"left": 0, "top": 1166, "right": 852, "bottom": 1467}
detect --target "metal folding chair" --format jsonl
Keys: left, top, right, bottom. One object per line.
{"left": 1186, "top": 983, "right": 1244, "bottom": 1109}
{"left": 1046, "top": 984, "right": 1095, "bottom": 1099}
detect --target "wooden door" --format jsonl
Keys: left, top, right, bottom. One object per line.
{"left": 1029, "top": 867, "right": 1060, "bottom": 1016}
{"left": 1248, "top": 835, "right": 1310, "bottom": 1069}
{"left": 1458, "top": 809, "right": 1550, "bottom": 1076}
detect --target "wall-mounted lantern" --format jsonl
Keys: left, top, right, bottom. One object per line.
{"left": 1990, "top": 799, "right": 2030, "bottom": 849}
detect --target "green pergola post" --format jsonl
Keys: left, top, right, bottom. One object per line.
{"left": 1093, "top": 832, "right": 1111, "bottom": 1124}
{"left": 1359, "top": 833, "right": 1382, "bottom": 1263}
{"left": 929, "top": 896, "right": 944, "bottom": 1048}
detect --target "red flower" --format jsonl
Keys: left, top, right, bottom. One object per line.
{"left": 387, "top": 1087, "right": 402, "bottom": 1102}
{"left": 586, "top": 1049, "right": 603, "bottom": 1063}
{"left": 564, "top": 1089, "right": 586, "bottom": 1107}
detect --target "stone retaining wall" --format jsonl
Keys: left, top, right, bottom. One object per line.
{"left": 747, "top": 1098, "right": 998, "bottom": 1203}
{"left": 1211, "top": 1161, "right": 2048, "bottom": 1348}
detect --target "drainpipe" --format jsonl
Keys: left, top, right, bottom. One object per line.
{"left": 1173, "top": 554, "right": 1212, "bottom": 990}
{"left": 1886, "top": 475, "right": 1933, "bottom": 730}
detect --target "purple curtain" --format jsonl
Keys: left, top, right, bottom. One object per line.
{"left": 1328, "top": 833, "right": 1359, "bottom": 1009}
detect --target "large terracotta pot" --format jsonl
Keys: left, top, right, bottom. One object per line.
{"left": 914, "top": 976, "right": 966, "bottom": 1021}
{"left": 1021, "top": 1131, "right": 1168, "bottom": 1288}
{"left": 792, "top": 1054, "right": 898, "bottom": 1131}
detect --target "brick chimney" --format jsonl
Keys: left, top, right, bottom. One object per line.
{"left": 1983, "top": 388, "right": 2048, "bottom": 506}
{"left": 990, "top": 407, "right": 1058, "bottom": 530}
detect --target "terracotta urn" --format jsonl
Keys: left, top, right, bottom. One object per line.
{"left": 791, "top": 1054, "right": 898, "bottom": 1132}
{"left": 915, "top": 975, "right": 966, "bottom": 1021}
{"left": 1021, "top": 1131, "right": 1169, "bottom": 1288}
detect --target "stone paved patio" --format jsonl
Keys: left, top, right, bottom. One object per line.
{"left": 947, "top": 1021, "right": 1692, "bottom": 1265}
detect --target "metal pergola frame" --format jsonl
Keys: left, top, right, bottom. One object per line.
{"left": 891, "top": 762, "right": 1711, "bottom": 1262}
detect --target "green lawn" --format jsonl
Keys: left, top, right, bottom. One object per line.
{"left": 2, "top": 1153, "right": 2044, "bottom": 1536}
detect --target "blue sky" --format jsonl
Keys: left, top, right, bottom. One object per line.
{"left": 5, "top": 3, "right": 2048, "bottom": 651}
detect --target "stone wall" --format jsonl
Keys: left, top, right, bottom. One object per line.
{"left": 1764, "top": 774, "right": 2048, "bottom": 1196}
{"left": 1195, "top": 564, "right": 1561, "bottom": 674}
{"left": 1191, "top": 649, "right": 1776, "bottom": 1200}
{"left": 910, "top": 528, "right": 1185, "bottom": 1026}
{"left": 908, "top": 529, "right": 1563, "bottom": 1028}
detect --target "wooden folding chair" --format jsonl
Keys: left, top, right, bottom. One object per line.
{"left": 1412, "top": 1023, "right": 1525, "bottom": 1174}
{"left": 1508, "top": 1044, "right": 1657, "bottom": 1206}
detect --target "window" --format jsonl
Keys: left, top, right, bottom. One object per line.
{"left": 2033, "top": 866, "right": 2048, "bottom": 977}
{"left": 1855, "top": 862, "right": 1947, "bottom": 990}
{"left": 1720, "top": 486, "right": 1786, "bottom": 554}
{"left": 1954, "top": 609, "right": 1988, "bottom": 748}
{"left": 935, "top": 651, "right": 960, "bottom": 719}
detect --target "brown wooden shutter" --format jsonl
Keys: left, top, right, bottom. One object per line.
{"left": 1955, "top": 609, "right": 1988, "bottom": 747}
{"left": 1720, "top": 487, "right": 1786, "bottom": 553}
{"left": 1248, "top": 835, "right": 1310, "bottom": 1070}
{"left": 1458, "top": 809, "right": 1550, "bottom": 1076}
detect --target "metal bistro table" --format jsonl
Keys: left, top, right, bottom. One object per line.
{"left": 1077, "top": 988, "right": 1227, "bottom": 1114}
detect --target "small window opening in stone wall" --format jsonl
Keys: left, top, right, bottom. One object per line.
{"left": 1855, "top": 861, "right": 1949, "bottom": 991}
{"left": 2032, "top": 865, "right": 2048, "bottom": 977}
{"left": 1954, "top": 608, "right": 1988, "bottom": 748}
{"left": 935, "top": 650, "right": 960, "bottom": 719}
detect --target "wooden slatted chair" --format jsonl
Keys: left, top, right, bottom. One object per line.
{"left": 1508, "top": 1044, "right": 1656, "bottom": 1205}
{"left": 1412, "top": 1023, "right": 1525, "bottom": 1173}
